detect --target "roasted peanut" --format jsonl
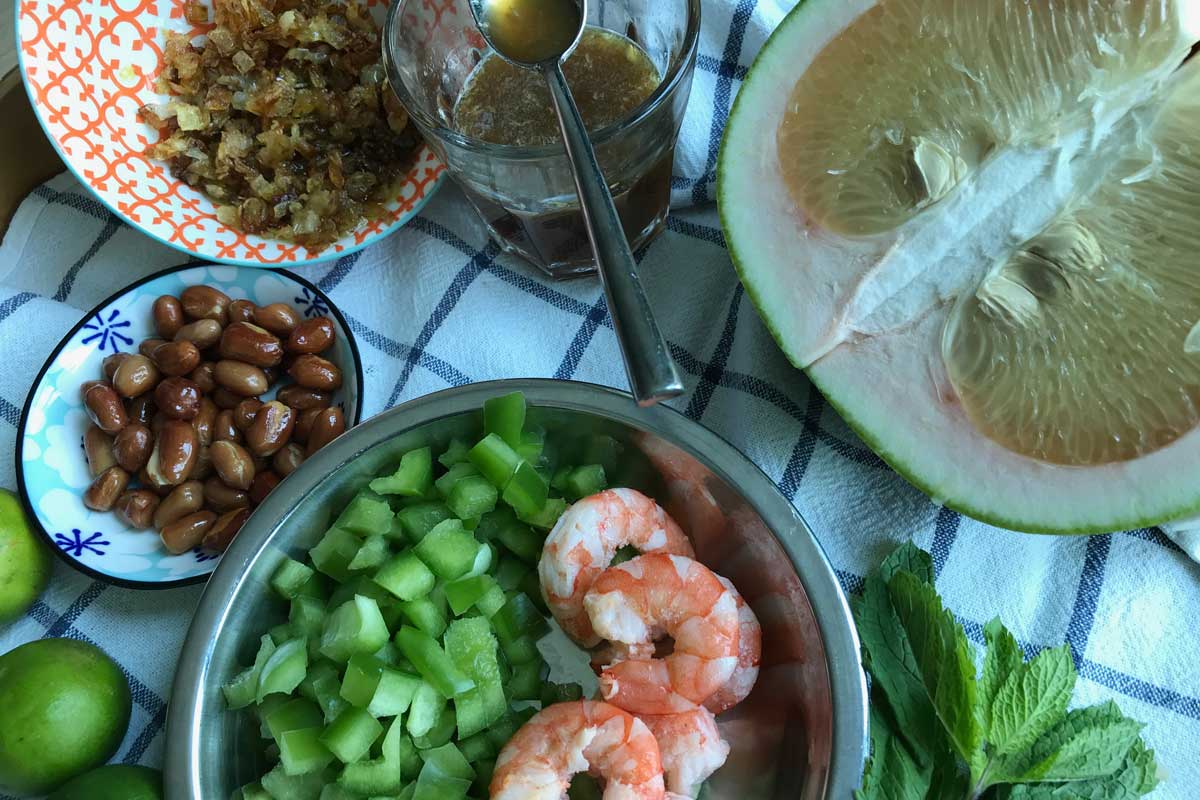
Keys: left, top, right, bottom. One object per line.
{"left": 127, "top": 394, "right": 157, "bottom": 426}
{"left": 82, "top": 381, "right": 127, "bottom": 434}
{"left": 254, "top": 303, "right": 300, "bottom": 336}
{"left": 145, "top": 419, "right": 199, "bottom": 488}
{"left": 245, "top": 401, "right": 294, "bottom": 457}
{"left": 214, "top": 409, "right": 240, "bottom": 443}
{"left": 212, "top": 386, "right": 243, "bottom": 409}
{"left": 214, "top": 360, "right": 269, "bottom": 396}
{"left": 229, "top": 299, "right": 257, "bottom": 325}
{"left": 153, "top": 295, "right": 185, "bottom": 338}
{"left": 233, "top": 398, "right": 264, "bottom": 431}
{"left": 181, "top": 285, "right": 231, "bottom": 325}
{"left": 111, "top": 354, "right": 160, "bottom": 399}
{"left": 190, "top": 361, "right": 217, "bottom": 393}
{"left": 84, "top": 425, "right": 117, "bottom": 477}
{"left": 154, "top": 480, "right": 204, "bottom": 529}
{"left": 149, "top": 411, "right": 166, "bottom": 436}
{"left": 202, "top": 507, "right": 250, "bottom": 552}
{"left": 151, "top": 339, "right": 202, "bottom": 377}
{"left": 211, "top": 440, "right": 255, "bottom": 490}
{"left": 272, "top": 443, "right": 305, "bottom": 477}
{"left": 161, "top": 510, "right": 217, "bottom": 554}
{"left": 219, "top": 322, "right": 284, "bottom": 368}
{"left": 287, "top": 354, "right": 342, "bottom": 391}
{"left": 203, "top": 476, "right": 251, "bottom": 512}
{"left": 306, "top": 406, "right": 345, "bottom": 456}
{"left": 83, "top": 466, "right": 130, "bottom": 511}
{"left": 155, "top": 377, "right": 202, "bottom": 420}
{"left": 276, "top": 385, "right": 333, "bottom": 411}
{"left": 286, "top": 316, "right": 335, "bottom": 354}
{"left": 293, "top": 406, "right": 319, "bottom": 444}
{"left": 192, "top": 396, "right": 218, "bottom": 446}
{"left": 139, "top": 338, "right": 167, "bottom": 359}
{"left": 114, "top": 489, "right": 160, "bottom": 529}
{"left": 249, "top": 470, "right": 281, "bottom": 504}
{"left": 113, "top": 423, "right": 153, "bottom": 472}
{"left": 174, "top": 318, "right": 222, "bottom": 349}
{"left": 102, "top": 353, "right": 129, "bottom": 382}
{"left": 193, "top": 445, "right": 214, "bottom": 481}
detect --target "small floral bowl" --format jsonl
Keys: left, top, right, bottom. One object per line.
{"left": 15, "top": 264, "right": 364, "bottom": 589}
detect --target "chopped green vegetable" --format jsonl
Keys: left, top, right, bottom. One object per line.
{"left": 374, "top": 551, "right": 436, "bottom": 602}
{"left": 447, "top": 474, "right": 499, "bottom": 521}
{"left": 501, "top": 461, "right": 549, "bottom": 519}
{"left": 370, "top": 448, "right": 434, "bottom": 498}
{"left": 321, "top": 706, "right": 384, "bottom": 764}
{"left": 435, "top": 462, "right": 481, "bottom": 499}
{"left": 257, "top": 638, "right": 308, "bottom": 703}
{"left": 279, "top": 727, "right": 334, "bottom": 776}
{"left": 563, "top": 464, "right": 607, "bottom": 501}
{"left": 414, "top": 520, "right": 483, "bottom": 582}
{"left": 483, "top": 392, "right": 526, "bottom": 448}
{"left": 437, "top": 438, "right": 472, "bottom": 468}
{"left": 272, "top": 558, "right": 316, "bottom": 599}
{"left": 406, "top": 681, "right": 445, "bottom": 739}
{"left": 320, "top": 595, "right": 390, "bottom": 663}
{"left": 309, "top": 528, "right": 361, "bottom": 583}
{"left": 347, "top": 534, "right": 389, "bottom": 572}
{"left": 399, "top": 597, "right": 448, "bottom": 639}
{"left": 339, "top": 654, "right": 384, "bottom": 708}
{"left": 395, "top": 503, "right": 453, "bottom": 544}
{"left": 369, "top": 668, "right": 422, "bottom": 718}
{"left": 394, "top": 626, "right": 475, "bottom": 698}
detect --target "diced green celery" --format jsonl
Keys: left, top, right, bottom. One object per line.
{"left": 450, "top": 684, "right": 487, "bottom": 742}
{"left": 279, "top": 727, "right": 334, "bottom": 775}
{"left": 500, "top": 635, "right": 540, "bottom": 666}
{"left": 434, "top": 462, "right": 480, "bottom": 499}
{"left": 457, "top": 732, "right": 495, "bottom": 763}
{"left": 373, "top": 641, "right": 402, "bottom": 666}
{"left": 295, "top": 572, "right": 330, "bottom": 602}
{"left": 461, "top": 515, "right": 480, "bottom": 531}
{"left": 419, "top": 743, "right": 474, "bottom": 781}
{"left": 369, "top": 669, "right": 423, "bottom": 717}
{"left": 335, "top": 493, "right": 395, "bottom": 537}
{"left": 257, "top": 638, "right": 308, "bottom": 703}
{"left": 569, "top": 774, "right": 604, "bottom": 800}
{"left": 492, "top": 555, "right": 528, "bottom": 592}
{"left": 321, "top": 706, "right": 384, "bottom": 764}
{"left": 508, "top": 660, "right": 546, "bottom": 701}
{"left": 444, "top": 617, "right": 505, "bottom": 736}
{"left": 327, "top": 575, "right": 393, "bottom": 613}
{"left": 399, "top": 597, "right": 447, "bottom": 639}
{"left": 413, "top": 762, "right": 471, "bottom": 800}
{"left": 261, "top": 763, "right": 328, "bottom": 800}
{"left": 290, "top": 595, "right": 326, "bottom": 642}
{"left": 397, "top": 783, "right": 416, "bottom": 800}
{"left": 309, "top": 527, "right": 361, "bottom": 583}
{"left": 501, "top": 462, "right": 549, "bottom": 519}
{"left": 337, "top": 720, "right": 405, "bottom": 794}
{"left": 468, "top": 434, "right": 522, "bottom": 489}
{"left": 317, "top": 785, "right": 359, "bottom": 800}
{"left": 395, "top": 503, "right": 453, "bottom": 543}
{"left": 312, "top": 672, "right": 349, "bottom": 724}
{"left": 564, "top": 464, "right": 607, "bottom": 501}
{"left": 394, "top": 627, "right": 475, "bottom": 698}
{"left": 405, "top": 682, "right": 444, "bottom": 738}
{"left": 411, "top": 705, "right": 456, "bottom": 749}
{"left": 233, "top": 781, "right": 271, "bottom": 800}
{"left": 443, "top": 575, "right": 489, "bottom": 616}
{"left": 320, "top": 595, "right": 391, "bottom": 663}
{"left": 299, "top": 660, "right": 339, "bottom": 703}
{"left": 340, "top": 654, "right": 384, "bottom": 708}
{"left": 269, "top": 622, "right": 294, "bottom": 645}
{"left": 413, "top": 520, "right": 483, "bottom": 582}
{"left": 447, "top": 474, "right": 499, "bottom": 520}
{"left": 495, "top": 521, "right": 542, "bottom": 564}
{"left": 541, "top": 682, "right": 584, "bottom": 706}
{"left": 256, "top": 694, "right": 290, "bottom": 738}
{"left": 373, "top": 552, "right": 435, "bottom": 601}
{"left": 515, "top": 494, "right": 565, "bottom": 531}
{"left": 516, "top": 428, "right": 544, "bottom": 463}
{"left": 463, "top": 542, "right": 494, "bottom": 579}
{"left": 437, "top": 438, "right": 472, "bottom": 468}
{"left": 550, "top": 465, "right": 572, "bottom": 493}
{"left": 347, "top": 534, "right": 390, "bottom": 572}
{"left": 476, "top": 582, "right": 507, "bottom": 618}
{"left": 266, "top": 697, "right": 324, "bottom": 743}
{"left": 483, "top": 392, "right": 526, "bottom": 448}
{"left": 520, "top": 571, "right": 550, "bottom": 615}
{"left": 369, "top": 447, "right": 434, "bottom": 498}
{"left": 271, "top": 558, "right": 316, "bottom": 599}
{"left": 492, "top": 593, "right": 549, "bottom": 644}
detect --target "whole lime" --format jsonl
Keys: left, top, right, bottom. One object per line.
{"left": 0, "top": 638, "right": 132, "bottom": 796}
{"left": 0, "top": 489, "right": 51, "bottom": 624}
{"left": 48, "top": 764, "right": 162, "bottom": 800}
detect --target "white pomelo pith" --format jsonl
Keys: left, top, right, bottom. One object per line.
{"left": 719, "top": 0, "right": 1200, "bottom": 533}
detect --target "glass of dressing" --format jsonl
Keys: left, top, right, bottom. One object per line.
{"left": 383, "top": 0, "right": 701, "bottom": 279}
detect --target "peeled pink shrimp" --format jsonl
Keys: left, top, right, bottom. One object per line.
{"left": 490, "top": 700, "right": 665, "bottom": 800}
{"left": 540, "top": 489, "right": 695, "bottom": 646}
{"left": 704, "top": 576, "right": 762, "bottom": 714}
{"left": 584, "top": 554, "right": 740, "bottom": 715}
{"left": 640, "top": 707, "right": 730, "bottom": 797}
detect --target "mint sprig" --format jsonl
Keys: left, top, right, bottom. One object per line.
{"left": 853, "top": 543, "right": 1160, "bottom": 800}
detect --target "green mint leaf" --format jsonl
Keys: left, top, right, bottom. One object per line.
{"left": 989, "top": 702, "right": 1143, "bottom": 785}
{"left": 856, "top": 705, "right": 932, "bottom": 800}
{"left": 886, "top": 570, "right": 982, "bottom": 763}
{"left": 928, "top": 746, "right": 971, "bottom": 800}
{"left": 988, "top": 644, "right": 1075, "bottom": 757}
{"left": 878, "top": 541, "right": 935, "bottom": 586}
{"left": 979, "top": 618, "right": 1025, "bottom": 736}
{"left": 998, "top": 736, "right": 1159, "bottom": 800}
{"left": 852, "top": 573, "right": 945, "bottom": 765}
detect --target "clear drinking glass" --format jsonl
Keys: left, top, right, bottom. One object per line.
{"left": 383, "top": 0, "right": 700, "bottom": 279}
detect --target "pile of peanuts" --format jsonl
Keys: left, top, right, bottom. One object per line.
{"left": 80, "top": 285, "right": 348, "bottom": 556}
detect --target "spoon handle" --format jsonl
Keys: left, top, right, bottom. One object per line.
{"left": 543, "top": 62, "right": 684, "bottom": 407}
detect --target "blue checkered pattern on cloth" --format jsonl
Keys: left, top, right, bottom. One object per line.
{"left": 2, "top": 1, "right": 1200, "bottom": 797}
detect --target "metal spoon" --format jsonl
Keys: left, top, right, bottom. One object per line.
{"left": 468, "top": 0, "right": 684, "bottom": 407}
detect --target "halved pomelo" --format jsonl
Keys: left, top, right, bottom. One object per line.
{"left": 719, "top": 0, "right": 1200, "bottom": 533}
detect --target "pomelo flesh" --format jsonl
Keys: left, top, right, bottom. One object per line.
{"left": 720, "top": 0, "right": 1200, "bottom": 532}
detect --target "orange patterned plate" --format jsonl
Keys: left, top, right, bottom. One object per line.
{"left": 16, "top": 0, "right": 447, "bottom": 266}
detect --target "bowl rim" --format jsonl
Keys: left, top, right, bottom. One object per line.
{"left": 13, "top": 0, "right": 446, "bottom": 267}
{"left": 164, "top": 378, "right": 869, "bottom": 797}
{"left": 14, "top": 261, "right": 366, "bottom": 590}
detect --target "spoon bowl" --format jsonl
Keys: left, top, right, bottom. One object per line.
{"left": 469, "top": 0, "right": 586, "bottom": 66}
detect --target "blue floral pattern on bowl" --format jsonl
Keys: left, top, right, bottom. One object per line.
{"left": 18, "top": 264, "right": 363, "bottom": 589}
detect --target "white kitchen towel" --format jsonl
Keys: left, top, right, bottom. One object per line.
{"left": 2, "top": 1, "right": 1199, "bottom": 797}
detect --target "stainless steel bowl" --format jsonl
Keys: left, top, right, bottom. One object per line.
{"left": 165, "top": 380, "right": 868, "bottom": 799}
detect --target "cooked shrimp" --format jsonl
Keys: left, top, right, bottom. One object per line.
{"left": 584, "top": 554, "right": 739, "bottom": 714}
{"left": 704, "top": 576, "right": 762, "bottom": 714}
{"left": 640, "top": 707, "right": 730, "bottom": 797}
{"left": 540, "top": 489, "right": 695, "bottom": 646}
{"left": 490, "top": 700, "right": 665, "bottom": 800}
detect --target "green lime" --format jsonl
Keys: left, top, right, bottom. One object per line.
{"left": 0, "top": 489, "right": 51, "bottom": 624}
{"left": 0, "top": 638, "right": 132, "bottom": 796}
{"left": 48, "top": 764, "right": 162, "bottom": 800}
